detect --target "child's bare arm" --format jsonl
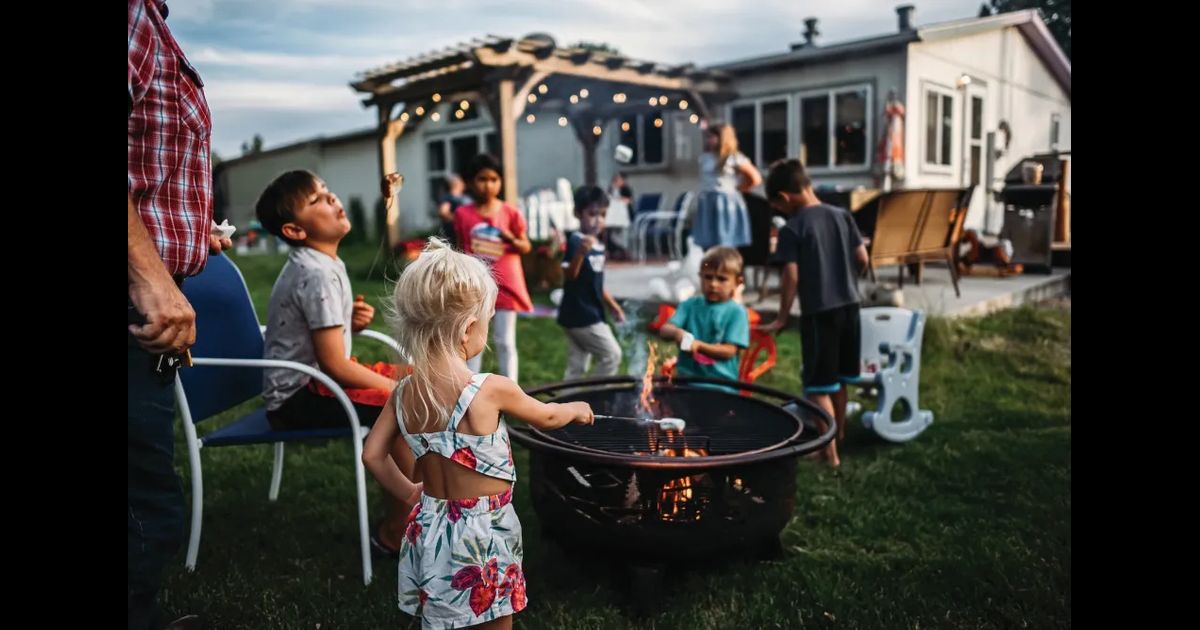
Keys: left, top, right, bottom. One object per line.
{"left": 658, "top": 323, "right": 685, "bottom": 343}
{"left": 693, "top": 340, "right": 739, "bottom": 361}
{"left": 737, "top": 161, "right": 763, "bottom": 193}
{"left": 363, "top": 397, "right": 420, "bottom": 502}
{"left": 488, "top": 375, "right": 593, "bottom": 430}
{"left": 759, "top": 263, "right": 798, "bottom": 333}
{"left": 855, "top": 243, "right": 869, "bottom": 271}
{"left": 565, "top": 235, "right": 595, "bottom": 280}
{"left": 501, "top": 228, "right": 533, "bottom": 254}
{"left": 602, "top": 289, "right": 625, "bottom": 322}
{"left": 313, "top": 327, "right": 398, "bottom": 391}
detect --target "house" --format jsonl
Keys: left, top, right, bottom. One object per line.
{"left": 215, "top": 4, "right": 1070, "bottom": 240}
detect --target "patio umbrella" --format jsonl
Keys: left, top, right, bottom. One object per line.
{"left": 876, "top": 89, "right": 906, "bottom": 190}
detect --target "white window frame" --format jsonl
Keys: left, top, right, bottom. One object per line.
{"left": 426, "top": 123, "right": 494, "bottom": 203}
{"left": 922, "top": 83, "right": 956, "bottom": 174}
{"left": 615, "top": 111, "right": 669, "bottom": 171}
{"left": 726, "top": 95, "right": 794, "bottom": 170}
{"left": 962, "top": 86, "right": 986, "bottom": 189}
{"left": 795, "top": 83, "right": 873, "bottom": 173}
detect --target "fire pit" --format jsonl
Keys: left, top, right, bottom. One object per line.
{"left": 508, "top": 375, "right": 834, "bottom": 608}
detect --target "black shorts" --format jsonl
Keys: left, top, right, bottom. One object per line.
{"left": 799, "top": 303, "right": 861, "bottom": 395}
{"left": 267, "top": 386, "right": 384, "bottom": 431}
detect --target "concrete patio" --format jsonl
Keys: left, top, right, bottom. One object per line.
{"left": 603, "top": 260, "right": 1071, "bottom": 318}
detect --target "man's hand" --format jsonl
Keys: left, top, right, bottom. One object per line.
{"left": 129, "top": 277, "right": 197, "bottom": 354}
{"left": 208, "top": 233, "right": 233, "bottom": 254}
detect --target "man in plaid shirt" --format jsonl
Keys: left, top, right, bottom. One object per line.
{"left": 128, "top": 1, "right": 229, "bottom": 627}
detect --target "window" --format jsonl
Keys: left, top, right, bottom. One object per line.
{"left": 968, "top": 95, "right": 984, "bottom": 186}
{"left": 731, "top": 104, "right": 756, "bottom": 165}
{"left": 727, "top": 98, "right": 791, "bottom": 168}
{"left": 798, "top": 85, "right": 871, "bottom": 170}
{"left": 428, "top": 129, "right": 493, "bottom": 204}
{"left": 427, "top": 139, "right": 448, "bottom": 205}
{"left": 761, "top": 100, "right": 789, "bottom": 166}
{"left": 834, "top": 90, "right": 867, "bottom": 166}
{"left": 923, "top": 86, "right": 955, "bottom": 167}
{"left": 800, "top": 95, "right": 829, "bottom": 167}
{"left": 615, "top": 110, "right": 666, "bottom": 167}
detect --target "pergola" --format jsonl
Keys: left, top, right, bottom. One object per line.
{"left": 350, "top": 33, "right": 732, "bottom": 246}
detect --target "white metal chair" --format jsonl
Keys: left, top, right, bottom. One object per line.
{"left": 175, "top": 253, "right": 402, "bottom": 585}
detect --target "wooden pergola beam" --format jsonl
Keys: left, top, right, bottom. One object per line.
{"left": 355, "top": 35, "right": 733, "bottom": 245}
{"left": 473, "top": 47, "right": 704, "bottom": 92}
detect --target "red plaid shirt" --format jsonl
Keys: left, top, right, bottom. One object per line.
{"left": 128, "top": 0, "right": 213, "bottom": 278}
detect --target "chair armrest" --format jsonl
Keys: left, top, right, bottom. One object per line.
{"left": 187, "top": 357, "right": 366, "bottom": 432}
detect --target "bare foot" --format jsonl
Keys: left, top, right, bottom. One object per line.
{"left": 826, "top": 444, "right": 841, "bottom": 468}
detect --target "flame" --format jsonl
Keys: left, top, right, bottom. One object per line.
{"left": 658, "top": 475, "right": 697, "bottom": 521}
{"left": 639, "top": 341, "right": 657, "bottom": 414}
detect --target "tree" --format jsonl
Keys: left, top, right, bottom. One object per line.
{"left": 240, "top": 133, "right": 264, "bottom": 156}
{"left": 988, "top": 0, "right": 1070, "bottom": 59}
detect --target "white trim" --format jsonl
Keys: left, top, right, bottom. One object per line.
{"left": 921, "top": 82, "right": 956, "bottom": 175}
{"left": 795, "top": 83, "right": 873, "bottom": 174}
{"left": 425, "top": 126, "right": 496, "bottom": 201}
{"left": 726, "top": 95, "right": 794, "bottom": 169}
{"left": 615, "top": 110, "right": 669, "bottom": 170}
{"left": 962, "top": 85, "right": 986, "bottom": 188}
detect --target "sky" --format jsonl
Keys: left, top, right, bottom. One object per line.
{"left": 163, "top": 0, "right": 986, "bottom": 158}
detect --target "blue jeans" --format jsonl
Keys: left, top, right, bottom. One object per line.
{"left": 128, "top": 332, "right": 185, "bottom": 630}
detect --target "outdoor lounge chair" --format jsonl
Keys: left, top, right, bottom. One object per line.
{"left": 866, "top": 187, "right": 973, "bottom": 298}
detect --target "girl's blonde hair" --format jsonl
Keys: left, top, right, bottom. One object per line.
{"left": 390, "top": 237, "right": 497, "bottom": 432}
{"left": 707, "top": 123, "right": 740, "bottom": 166}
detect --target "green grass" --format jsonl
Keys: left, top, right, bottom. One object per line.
{"left": 160, "top": 243, "right": 1071, "bottom": 629}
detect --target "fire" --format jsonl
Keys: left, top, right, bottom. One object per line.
{"left": 658, "top": 475, "right": 696, "bottom": 521}
{"left": 639, "top": 341, "right": 657, "bottom": 414}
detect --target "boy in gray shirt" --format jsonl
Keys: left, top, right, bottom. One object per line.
{"left": 759, "top": 159, "right": 869, "bottom": 468}
{"left": 256, "top": 170, "right": 401, "bottom": 429}
{"left": 257, "top": 170, "right": 419, "bottom": 556}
